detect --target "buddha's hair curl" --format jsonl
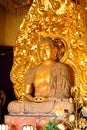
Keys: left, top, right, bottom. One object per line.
{"left": 37, "top": 37, "right": 55, "bottom": 48}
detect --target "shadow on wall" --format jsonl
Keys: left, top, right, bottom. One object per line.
{"left": 0, "top": 6, "right": 6, "bottom": 45}
{"left": 0, "top": 46, "right": 16, "bottom": 123}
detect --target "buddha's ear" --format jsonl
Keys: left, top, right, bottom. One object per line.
{"left": 54, "top": 47, "right": 57, "bottom": 55}
{"left": 52, "top": 47, "right": 57, "bottom": 59}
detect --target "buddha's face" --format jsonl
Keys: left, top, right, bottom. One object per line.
{"left": 38, "top": 42, "right": 54, "bottom": 62}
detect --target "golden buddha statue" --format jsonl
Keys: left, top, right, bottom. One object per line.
{"left": 24, "top": 37, "right": 71, "bottom": 102}
{"left": 8, "top": 36, "right": 74, "bottom": 115}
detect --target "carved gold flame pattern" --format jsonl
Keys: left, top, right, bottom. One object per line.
{"left": 11, "top": 0, "right": 87, "bottom": 102}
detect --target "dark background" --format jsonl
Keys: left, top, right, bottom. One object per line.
{"left": 0, "top": 46, "right": 16, "bottom": 123}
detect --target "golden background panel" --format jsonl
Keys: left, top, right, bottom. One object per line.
{"left": 11, "top": 0, "right": 87, "bottom": 102}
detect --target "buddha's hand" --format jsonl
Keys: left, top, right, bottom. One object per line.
{"left": 23, "top": 93, "right": 34, "bottom": 101}
{"left": 23, "top": 93, "right": 51, "bottom": 102}
{"left": 33, "top": 97, "right": 50, "bottom": 103}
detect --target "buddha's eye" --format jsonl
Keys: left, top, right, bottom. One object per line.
{"left": 45, "top": 47, "right": 50, "bottom": 50}
{"left": 38, "top": 47, "right": 43, "bottom": 51}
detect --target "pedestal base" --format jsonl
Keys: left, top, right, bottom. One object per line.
{"left": 5, "top": 115, "right": 55, "bottom": 130}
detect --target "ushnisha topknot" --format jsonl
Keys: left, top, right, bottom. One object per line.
{"left": 37, "top": 37, "right": 55, "bottom": 48}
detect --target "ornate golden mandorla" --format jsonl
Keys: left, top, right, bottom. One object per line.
{"left": 11, "top": 0, "right": 87, "bottom": 102}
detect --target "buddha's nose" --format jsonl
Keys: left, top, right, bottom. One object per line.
{"left": 42, "top": 48, "right": 46, "bottom": 54}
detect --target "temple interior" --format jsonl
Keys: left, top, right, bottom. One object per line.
{"left": 0, "top": 0, "right": 87, "bottom": 129}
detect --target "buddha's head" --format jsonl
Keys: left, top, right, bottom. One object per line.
{"left": 37, "top": 37, "right": 57, "bottom": 64}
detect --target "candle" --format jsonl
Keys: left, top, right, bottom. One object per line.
{"left": 22, "top": 125, "right": 34, "bottom": 130}
{"left": 22, "top": 126, "right": 27, "bottom": 130}
{"left": 5, "top": 125, "right": 9, "bottom": 130}
{"left": 30, "top": 126, "right": 34, "bottom": 130}
{"left": 27, "top": 126, "right": 31, "bottom": 130}
{"left": 0, "top": 125, "right": 1, "bottom": 130}
{"left": 0, "top": 124, "right": 8, "bottom": 130}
